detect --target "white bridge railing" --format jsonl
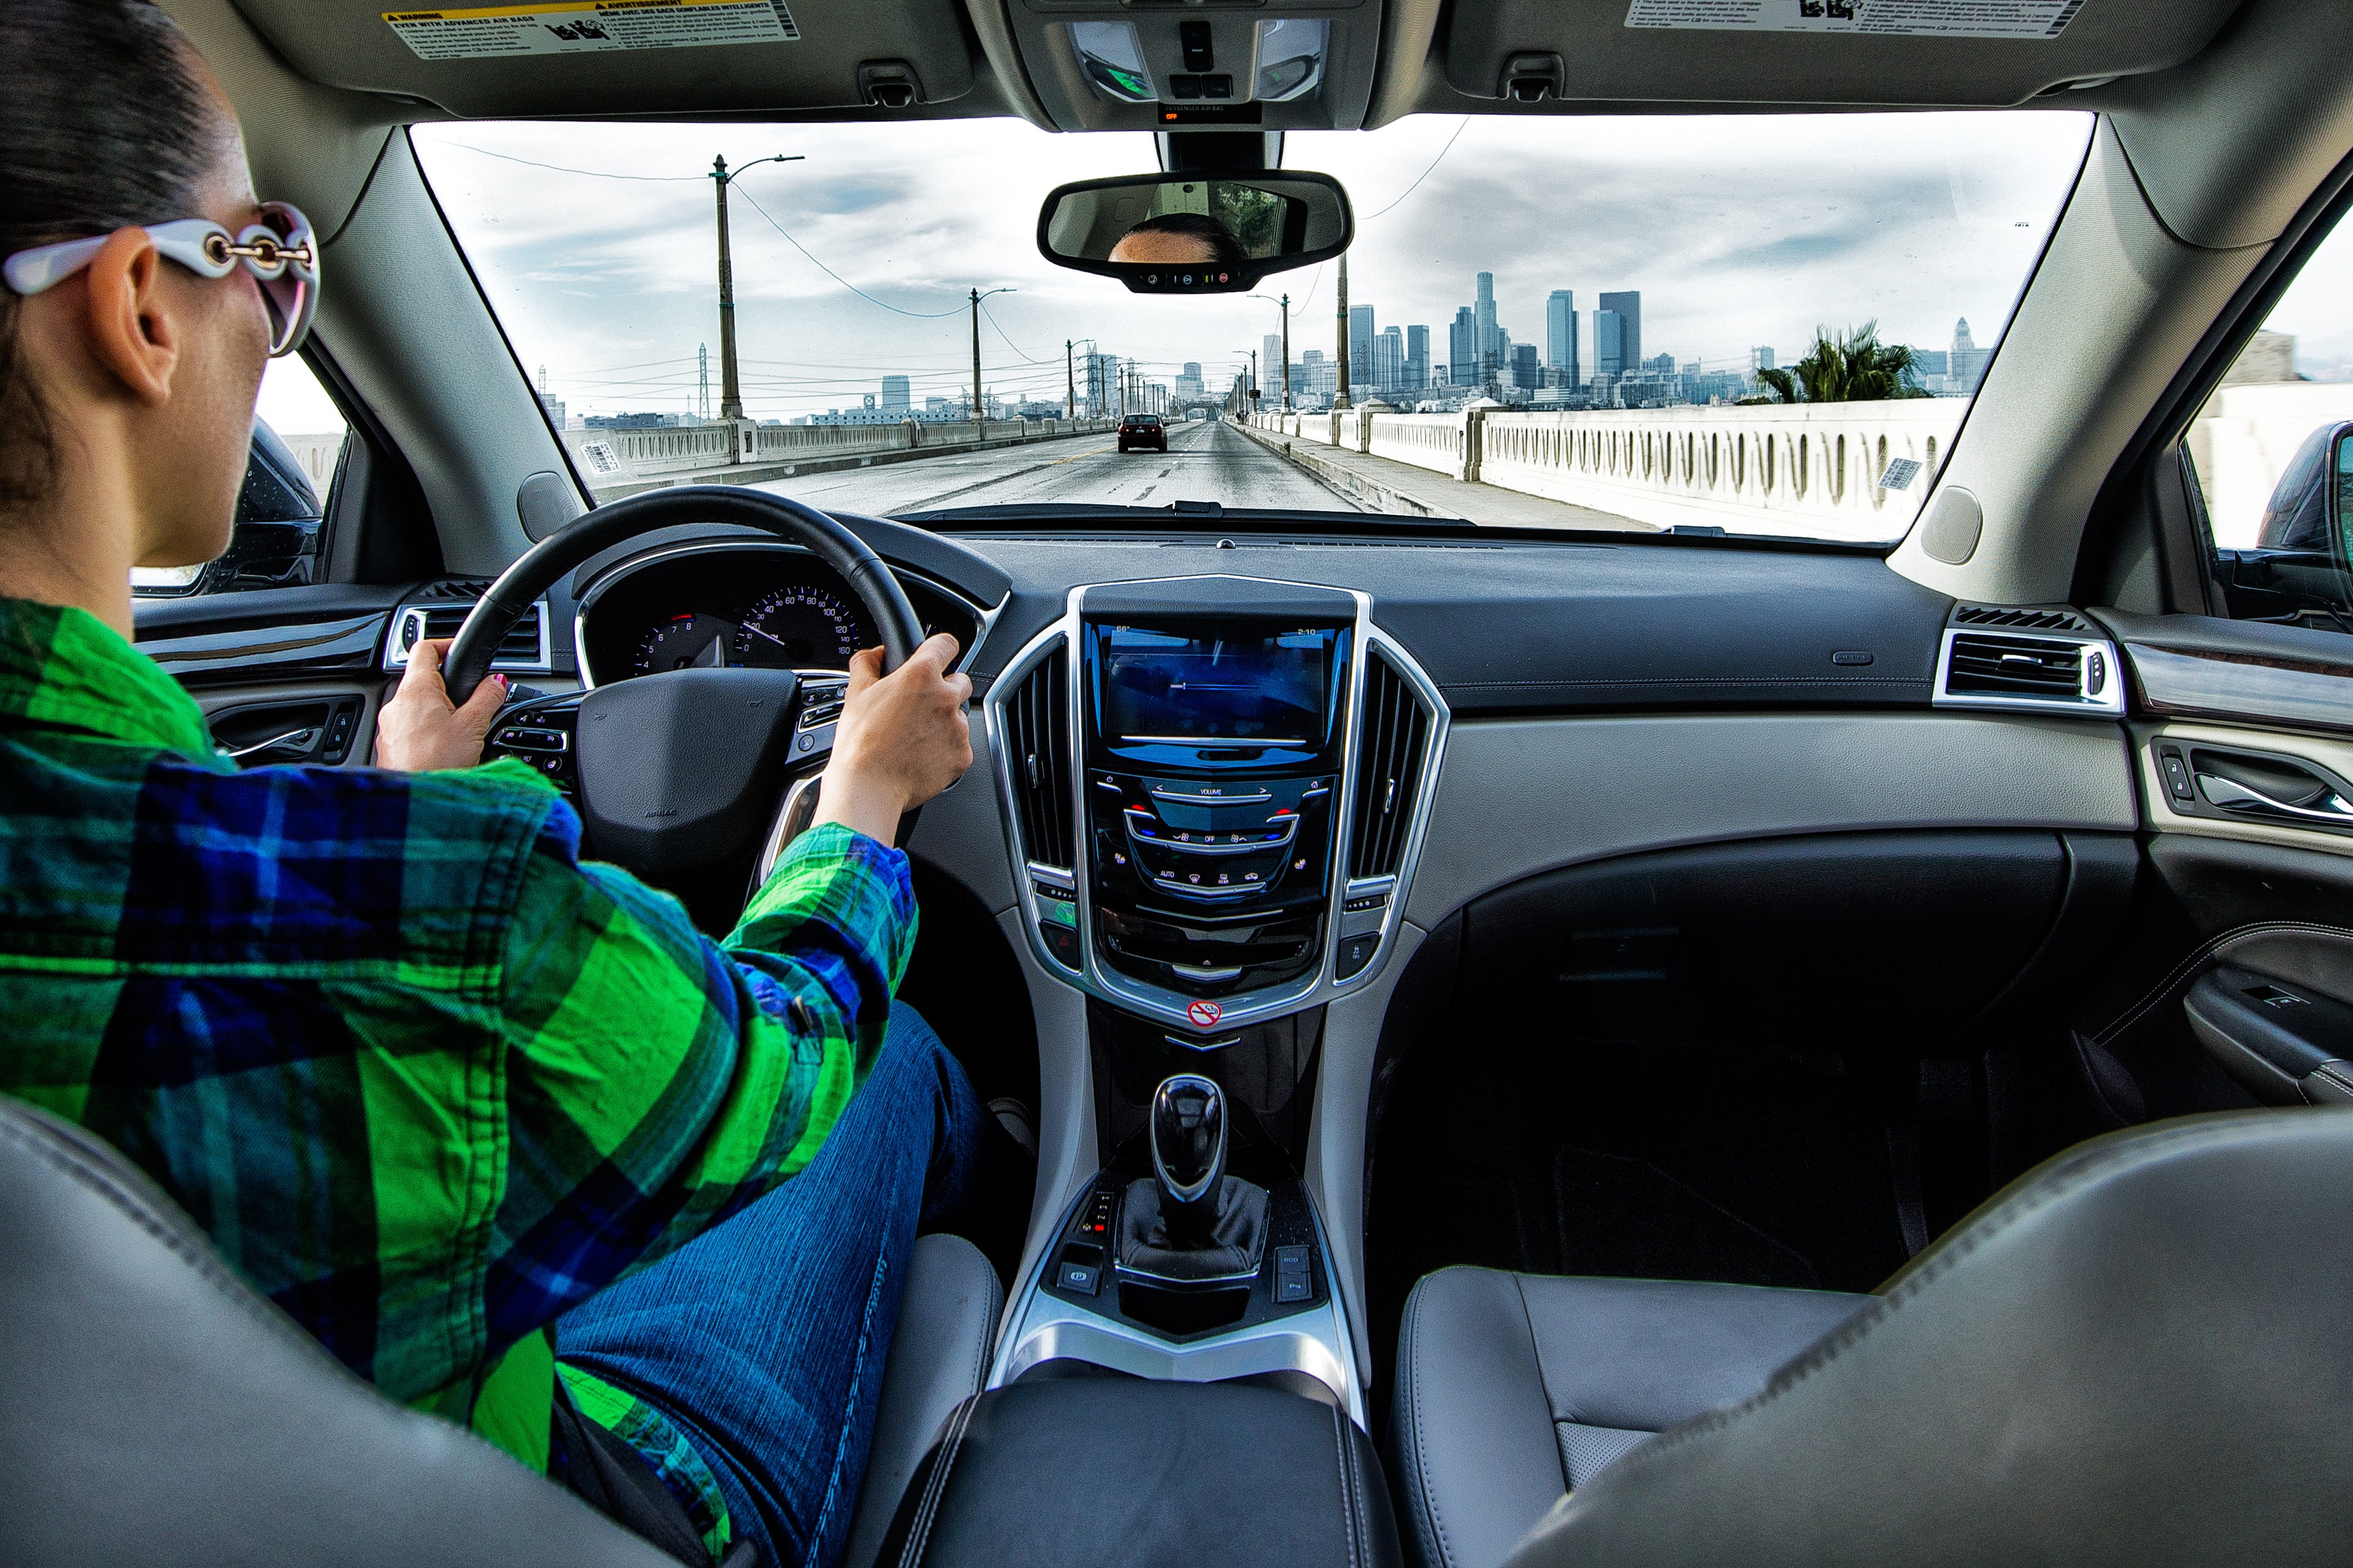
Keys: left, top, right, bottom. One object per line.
{"left": 1255, "top": 403, "right": 1966, "bottom": 539}
{"left": 559, "top": 416, "right": 1114, "bottom": 493}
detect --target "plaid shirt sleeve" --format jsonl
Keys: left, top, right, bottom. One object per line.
{"left": 484, "top": 808, "right": 916, "bottom": 1347}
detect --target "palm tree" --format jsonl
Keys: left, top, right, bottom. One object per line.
{"left": 1755, "top": 321, "right": 1929, "bottom": 403}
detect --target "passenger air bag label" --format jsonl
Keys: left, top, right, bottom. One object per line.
{"left": 384, "top": 0, "right": 798, "bottom": 61}
{"left": 1624, "top": 0, "right": 2083, "bottom": 38}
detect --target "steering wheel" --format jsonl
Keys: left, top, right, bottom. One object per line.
{"left": 442, "top": 486, "right": 926, "bottom": 892}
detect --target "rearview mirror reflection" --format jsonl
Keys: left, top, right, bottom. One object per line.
{"left": 1036, "top": 170, "right": 1353, "bottom": 294}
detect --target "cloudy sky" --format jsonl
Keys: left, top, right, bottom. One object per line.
{"left": 265, "top": 108, "right": 2138, "bottom": 428}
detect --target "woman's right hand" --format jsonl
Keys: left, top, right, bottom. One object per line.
{"left": 814, "top": 633, "right": 973, "bottom": 844}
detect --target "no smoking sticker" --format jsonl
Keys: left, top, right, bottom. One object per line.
{"left": 384, "top": 0, "right": 799, "bottom": 61}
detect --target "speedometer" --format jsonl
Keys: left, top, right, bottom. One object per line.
{"left": 737, "top": 584, "right": 868, "bottom": 668}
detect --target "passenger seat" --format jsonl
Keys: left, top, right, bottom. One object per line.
{"left": 0, "top": 1093, "right": 999, "bottom": 1567}
{"left": 1390, "top": 1111, "right": 2353, "bottom": 1567}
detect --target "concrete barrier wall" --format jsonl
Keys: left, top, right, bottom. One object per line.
{"left": 1253, "top": 403, "right": 1962, "bottom": 540}
{"left": 558, "top": 417, "right": 1116, "bottom": 496}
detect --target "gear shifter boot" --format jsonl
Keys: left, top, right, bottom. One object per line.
{"left": 1117, "top": 1175, "right": 1269, "bottom": 1282}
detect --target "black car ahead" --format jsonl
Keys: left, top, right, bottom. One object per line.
{"left": 1117, "top": 414, "right": 1167, "bottom": 453}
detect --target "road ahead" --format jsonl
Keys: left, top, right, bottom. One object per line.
{"left": 753, "top": 416, "right": 1365, "bottom": 517}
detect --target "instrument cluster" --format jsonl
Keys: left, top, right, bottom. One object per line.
{"left": 577, "top": 545, "right": 984, "bottom": 686}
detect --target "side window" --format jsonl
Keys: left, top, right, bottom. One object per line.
{"left": 131, "top": 354, "right": 350, "bottom": 597}
{"left": 2191, "top": 211, "right": 2353, "bottom": 631}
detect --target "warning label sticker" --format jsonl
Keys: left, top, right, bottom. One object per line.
{"left": 384, "top": 0, "right": 798, "bottom": 61}
{"left": 1625, "top": 0, "right": 2084, "bottom": 38}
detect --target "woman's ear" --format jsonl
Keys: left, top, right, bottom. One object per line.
{"left": 78, "top": 228, "right": 180, "bottom": 407}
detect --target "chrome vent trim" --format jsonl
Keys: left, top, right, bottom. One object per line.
{"left": 1933, "top": 627, "right": 2124, "bottom": 716}
{"left": 1000, "top": 637, "right": 1074, "bottom": 873}
{"left": 382, "top": 599, "right": 552, "bottom": 673}
{"left": 1348, "top": 650, "right": 1432, "bottom": 880}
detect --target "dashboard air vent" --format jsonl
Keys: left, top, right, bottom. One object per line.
{"left": 1349, "top": 650, "right": 1430, "bottom": 879}
{"left": 1005, "top": 644, "right": 1073, "bottom": 871}
{"left": 1951, "top": 604, "right": 2093, "bottom": 634}
{"left": 1945, "top": 632, "right": 2085, "bottom": 699}
{"left": 384, "top": 598, "right": 551, "bottom": 671}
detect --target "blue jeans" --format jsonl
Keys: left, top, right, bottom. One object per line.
{"left": 557, "top": 1001, "right": 983, "bottom": 1568}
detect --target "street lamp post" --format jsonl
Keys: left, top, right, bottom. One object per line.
{"left": 710, "top": 153, "right": 804, "bottom": 422}
{"left": 1250, "top": 292, "right": 1291, "bottom": 412}
{"left": 968, "top": 286, "right": 1015, "bottom": 428}
{"left": 1065, "top": 339, "right": 1076, "bottom": 420}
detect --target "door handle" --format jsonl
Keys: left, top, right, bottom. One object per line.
{"left": 2195, "top": 771, "right": 2353, "bottom": 822}
{"left": 223, "top": 726, "right": 319, "bottom": 760}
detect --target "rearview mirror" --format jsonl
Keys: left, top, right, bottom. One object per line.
{"left": 1036, "top": 171, "right": 1352, "bottom": 295}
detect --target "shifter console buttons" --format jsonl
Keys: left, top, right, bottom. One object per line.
{"left": 1058, "top": 1259, "right": 1102, "bottom": 1295}
{"left": 1274, "top": 1244, "right": 1312, "bottom": 1304}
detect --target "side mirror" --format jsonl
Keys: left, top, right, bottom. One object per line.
{"left": 1036, "top": 171, "right": 1353, "bottom": 295}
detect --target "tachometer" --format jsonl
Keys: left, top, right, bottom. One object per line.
{"left": 737, "top": 584, "right": 868, "bottom": 668}
{"left": 635, "top": 612, "right": 732, "bottom": 675}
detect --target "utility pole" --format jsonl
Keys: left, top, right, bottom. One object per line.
{"left": 710, "top": 151, "right": 803, "bottom": 422}
{"left": 1281, "top": 293, "right": 1292, "bottom": 411}
{"left": 968, "top": 286, "right": 1015, "bottom": 428}
{"left": 1065, "top": 339, "right": 1076, "bottom": 420}
{"left": 1334, "top": 252, "right": 1351, "bottom": 410}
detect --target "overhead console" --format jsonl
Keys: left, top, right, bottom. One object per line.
{"left": 987, "top": 575, "right": 1448, "bottom": 1040}
{"left": 1006, "top": 1, "right": 1380, "bottom": 132}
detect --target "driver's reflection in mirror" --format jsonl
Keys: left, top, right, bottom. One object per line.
{"left": 1109, "top": 212, "right": 1249, "bottom": 267}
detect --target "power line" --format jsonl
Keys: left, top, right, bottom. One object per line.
{"left": 431, "top": 140, "right": 704, "bottom": 183}
{"left": 1358, "top": 118, "right": 1472, "bottom": 221}
{"left": 980, "top": 298, "right": 1052, "bottom": 363}
{"left": 730, "top": 184, "right": 968, "bottom": 319}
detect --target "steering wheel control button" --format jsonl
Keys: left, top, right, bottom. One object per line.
{"left": 795, "top": 722, "right": 835, "bottom": 755}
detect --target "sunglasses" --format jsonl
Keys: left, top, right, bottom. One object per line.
{"left": 1, "top": 200, "right": 317, "bottom": 358}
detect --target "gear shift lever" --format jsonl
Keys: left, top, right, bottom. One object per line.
{"left": 1149, "top": 1074, "right": 1227, "bottom": 1246}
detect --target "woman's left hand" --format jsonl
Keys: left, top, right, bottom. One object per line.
{"left": 374, "top": 639, "right": 507, "bottom": 771}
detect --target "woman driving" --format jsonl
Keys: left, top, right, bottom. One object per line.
{"left": 0, "top": 6, "right": 1000, "bottom": 1567}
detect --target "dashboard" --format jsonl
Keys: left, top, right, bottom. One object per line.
{"left": 574, "top": 541, "right": 989, "bottom": 686}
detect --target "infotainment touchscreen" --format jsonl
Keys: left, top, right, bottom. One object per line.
{"left": 1099, "top": 626, "right": 1335, "bottom": 746}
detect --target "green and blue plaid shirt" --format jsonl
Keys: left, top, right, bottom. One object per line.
{"left": 0, "top": 597, "right": 914, "bottom": 1561}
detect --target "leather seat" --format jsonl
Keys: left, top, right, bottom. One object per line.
{"left": 1391, "top": 1110, "right": 2353, "bottom": 1568}
{"left": 0, "top": 1093, "right": 1000, "bottom": 1567}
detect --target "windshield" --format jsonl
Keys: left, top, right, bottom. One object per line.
{"left": 416, "top": 112, "right": 2090, "bottom": 544}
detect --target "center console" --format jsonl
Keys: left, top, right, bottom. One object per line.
{"left": 990, "top": 577, "right": 1446, "bottom": 1039}
{"left": 979, "top": 577, "right": 1450, "bottom": 1420}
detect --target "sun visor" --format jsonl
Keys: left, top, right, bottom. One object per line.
{"left": 226, "top": 0, "right": 980, "bottom": 118}
{"left": 1433, "top": 0, "right": 2241, "bottom": 110}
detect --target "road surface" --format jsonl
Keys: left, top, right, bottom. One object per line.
{"left": 753, "top": 417, "right": 1366, "bottom": 517}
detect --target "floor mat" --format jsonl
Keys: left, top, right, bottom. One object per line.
{"left": 1552, "top": 1146, "right": 1820, "bottom": 1289}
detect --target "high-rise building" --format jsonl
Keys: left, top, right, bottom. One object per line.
{"left": 1510, "top": 343, "right": 1540, "bottom": 392}
{"left": 1175, "top": 362, "right": 1205, "bottom": 403}
{"left": 1474, "top": 273, "right": 1499, "bottom": 377}
{"left": 1263, "top": 333, "right": 1283, "bottom": 387}
{"left": 1449, "top": 307, "right": 1478, "bottom": 388}
{"left": 880, "top": 374, "right": 911, "bottom": 415}
{"left": 1546, "top": 291, "right": 1579, "bottom": 385}
{"left": 1595, "top": 309, "right": 1627, "bottom": 379}
{"left": 1405, "top": 325, "right": 1430, "bottom": 390}
{"left": 1598, "top": 291, "right": 1642, "bottom": 374}
{"left": 1948, "top": 317, "right": 1989, "bottom": 392}
{"left": 1349, "top": 305, "right": 1377, "bottom": 392}
{"left": 1373, "top": 327, "right": 1405, "bottom": 393}
{"left": 1749, "top": 346, "right": 1776, "bottom": 373}
{"left": 1300, "top": 349, "right": 1331, "bottom": 404}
